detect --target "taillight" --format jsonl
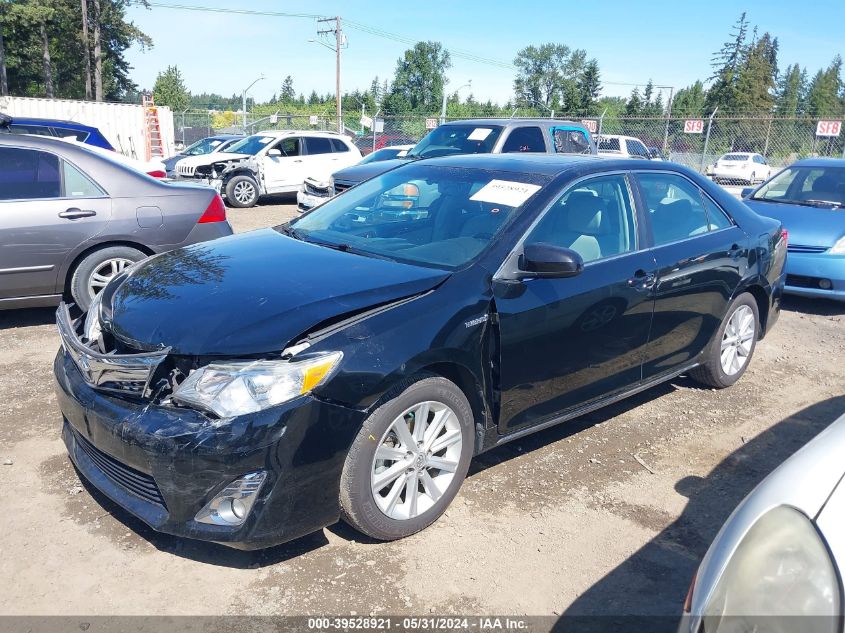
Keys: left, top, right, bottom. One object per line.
{"left": 147, "top": 169, "right": 166, "bottom": 179}
{"left": 780, "top": 228, "right": 788, "bottom": 246}
{"left": 198, "top": 194, "right": 227, "bottom": 223}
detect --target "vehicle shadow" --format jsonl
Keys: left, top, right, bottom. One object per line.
{"left": 781, "top": 295, "right": 845, "bottom": 317}
{"left": 469, "top": 381, "right": 678, "bottom": 477}
{"left": 73, "top": 465, "right": 330, "bottom": 569}
{"left": 0, "top": 306, "right": 56, "bottom": 329}
{"left": 553, "top": 394, "right": 845, "bottom": 633}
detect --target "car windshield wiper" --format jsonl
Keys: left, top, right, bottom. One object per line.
{"left": 278, "top": 224, "right": 305, "bottom": 240}
{"left": 752, "top": 196, "right": 844, "bottom": 209}
{"left": 803, "top": 199, "right": 844, "bottom": 209}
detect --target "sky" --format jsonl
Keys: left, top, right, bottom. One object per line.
{"left": 124, "top": 0, "right": 845, "bottom": 109}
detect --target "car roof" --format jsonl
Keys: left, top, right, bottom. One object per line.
{"left": 441, "top": 118, "right": 589, "bottom": 129}
{"left": 415, "top": 152, "right": 670, "bottom": 176}
{"left": 792, "top": 157, "right": 845, "bottom": 168}
{"left": 4, "top": 115, "right": 100, "bottom": 132}
{"left": 253, "top": 129, "right": 348, "bottom": 138}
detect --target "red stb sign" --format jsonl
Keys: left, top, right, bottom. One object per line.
{"left": 816, "top": 120, "right": 842, "bottom": 137}
{"left": 580, "top": 119, "right": 597, "bottom": 133}
{"left": 684, "top": 119, "right": 705, "bottom": 134}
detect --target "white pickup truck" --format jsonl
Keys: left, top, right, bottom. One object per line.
{"left": 174, "top": 130, "right": 361, "bottom": 208}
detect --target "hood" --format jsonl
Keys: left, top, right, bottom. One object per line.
{"left": 744, "top": 199, "right": 845, "bottom": 248}
{"left": 332, "top": 158, "right": 410, "bottom": 184}
{"left": 106, "top": 229, "right": 449, "bottom": 356}
{"left": 176, "top": 152, "right": 250, "bottom": 168}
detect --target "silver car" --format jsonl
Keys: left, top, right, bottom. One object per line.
{"left": 681, "top": 410, "right": 845, "bottom": 632}
{"left": 0, "top": 134, "right": 233, "bottom": 310}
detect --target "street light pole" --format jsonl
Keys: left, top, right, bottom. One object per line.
{"left": 440, "top": 80, "right": 471, "bottom": 124}
{"left": 241, "top": 75, "right": 265, "bottom": 133}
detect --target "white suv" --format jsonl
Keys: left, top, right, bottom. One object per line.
{"left": 597, "top": 134, "right": 653, "bottom": 160}
{"left": 174, "top": 130, "right": 361, "bottom": 208}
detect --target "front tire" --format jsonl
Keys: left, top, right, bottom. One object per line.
{"left": 690, "top": 292, "right": 759, "bottom": 389}
{"left": 225, "top": 175, "right": 259, "bottom": 208}
{"left": 340, "top": 376, "right": 474, "bottom": 541}
{"left": 70, "top": 245, "right": 146, "bottom": 311}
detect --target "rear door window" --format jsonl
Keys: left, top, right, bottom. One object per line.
{"left": 330, "top": 138, "right": 350, "bottom": 153}
{"left": 62, "top": 161, "right": 104, "bottom": 197}
{"left": 0, "top": 147, "right": 61, "bottom": 200}
{"left": 501, "top": 126, "right": 546, "bottom": 153}
{"left": 305, "top": 137, "right": 334, "bottom": 155}
{"left": 636, "top": 172, "right": 714, "bottom": 245}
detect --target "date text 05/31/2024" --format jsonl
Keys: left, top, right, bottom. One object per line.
{"left": 306, "top": 617, "right": 530, "bottom": 630}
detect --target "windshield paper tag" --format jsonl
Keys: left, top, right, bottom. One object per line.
{"left": 467, "top": 128, "right": 493, "bottom": 141}
{"left": 259, "top": 137, "right": 273, "bottom": 144}
{"left": 470, "top": 179, "right": 542, "bottom": 207}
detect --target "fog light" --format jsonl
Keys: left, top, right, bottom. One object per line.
{"left": 819, "top": 278, "right": 832, "bottom": 290}
{"left": 195, "top": 471, "right": 266, "bottom": 527}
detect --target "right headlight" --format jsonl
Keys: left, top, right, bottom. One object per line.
{"left": 830, "top": 235, "right": 845, "bottom": 254}
{"left": 702, "top": 505, "right": 840, "bottom": 632}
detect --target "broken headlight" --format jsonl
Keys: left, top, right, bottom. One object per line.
{"left": 172, "top": 352, "right": 342, "bottom": 417}
{"left": 83, "top": 290, "right": 104, "bottom": 343}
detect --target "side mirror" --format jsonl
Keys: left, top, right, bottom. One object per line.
{"left": 519, "top": 243, "right": 584, "bottom": 279}
{"left": 267, "top": 148, "right": 282, "bottom": 157}
{"left": 740, "top": 187, "right": 754, "bottom": 198}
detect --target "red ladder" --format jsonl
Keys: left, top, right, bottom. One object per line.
{"left": 142, "top": 94, "right": 164, "bottom": 160}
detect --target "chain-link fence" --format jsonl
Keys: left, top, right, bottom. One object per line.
{"left": 176, "top": 109, "right": 845, "bottom": 174}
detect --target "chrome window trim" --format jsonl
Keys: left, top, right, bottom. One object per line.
{"left": 492, "top": 170, "right": 641, "bottom": 281}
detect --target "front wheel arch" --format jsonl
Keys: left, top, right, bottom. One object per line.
{"left": 63, "top": 240, "right": 154, "bottom": 298}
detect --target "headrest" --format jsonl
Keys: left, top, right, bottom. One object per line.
{"left": 813, "top": 175, "right": 839, "bottom": 193}
{"left": 566, "top": 196, "right": 604, "bottom": 233}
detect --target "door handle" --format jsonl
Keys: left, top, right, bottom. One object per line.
{"left": 293, "top": 159, "right": 303, "bottom": 163}
{"left": 58, "top": 208, "right": 97, "bottom": 219}
{"left": 627, "top": 269, "right": 656, "bottom": 290}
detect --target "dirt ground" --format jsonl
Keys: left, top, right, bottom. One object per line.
{"left": 1, "top": 196, "right": 844, "bottom": 624}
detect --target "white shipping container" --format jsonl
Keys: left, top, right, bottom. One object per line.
{"left": 0, "top": 95, "right": 175, "bottom": 159}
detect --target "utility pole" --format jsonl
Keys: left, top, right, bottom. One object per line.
{"left": 317, "top": 16, "right": 343, "bottom": 133}
{"left": 661, "top": 86, "right": 674, "bottom": 157}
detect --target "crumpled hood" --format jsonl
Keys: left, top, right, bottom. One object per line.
{"left": 745, "top": 199, "right": 845, "bottom": 249}
{"left": 176, "top": 152, "right": 250, "bottom": 168}
{"left": 106, "top": 229, "right": 449, "bottom": 356}
{"left": 332, "top": 158, "right": 410, "bottom": 184}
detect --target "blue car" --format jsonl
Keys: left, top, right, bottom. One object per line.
{"left": 0, "top": 112, "right": 114, "bottom": 150}
{"left": 743, "top": 158, "right": 845, "bottom": 301}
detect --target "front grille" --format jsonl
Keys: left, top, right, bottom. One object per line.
{"left": 304, "top": 181, "right": 331, "bottom": 197}
{"left": 72, "top": 428, "right": 166, "bottom": 508}
{"left": 175, "top": 164, "right": 195, "bottom": 176}
{"left": 786, "top": 274, "right": 831, "bottom": 289}
{"left": 333, "top": 181, "right": 353, "bottom": 195}
{"left": 788, "top": 244, "right": 828, "bottom": 254}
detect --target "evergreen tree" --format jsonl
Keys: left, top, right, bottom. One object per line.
{"left": 705, "top": 12, "right": 749, "bottom": 113}
{"left": 626, "top": 87, "right": 643, "bottom": 116}
{"left": 385, "top": 41, "right": 451, "bottom": 114}
{"left": 576, "top": 59, "right": 601, "bottom": 114}
{"left": 279, "top": 75, "right": 295, "bottom": 104}
{"left": 806, "top": 56, "right": 844, "bottom": 117}
{"left": 152, "top": 64, "right": 189, "bottom": 111}
{"left": 733, "top": 32, "right": 777, "bottom": 114}
{"left": 672, "top": 81, "right": 707, "bottom": 117}
{"left": 776, "top": 64, "right": 806, "bottom": 116}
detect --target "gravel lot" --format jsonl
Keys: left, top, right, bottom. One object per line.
{"left": 1, "top": 195, "right": 844, "bottom": 623}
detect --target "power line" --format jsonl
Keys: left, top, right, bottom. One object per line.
{"left": 133, "top": 2, "right": 673, "bottom": 89}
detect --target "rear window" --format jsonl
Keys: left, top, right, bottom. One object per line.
{"left": 598, "top": 138, "right": 621, "bottom": 152}
{"left": 722, "top": 154, "right": 749, "bottom": 161}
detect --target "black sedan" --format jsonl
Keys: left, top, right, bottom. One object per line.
{"left": 54, "top": 154, "right": 787, "bottom": 549}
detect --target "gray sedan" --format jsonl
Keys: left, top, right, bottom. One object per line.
{"left": 0, "top": 134, "right": 233, "bottom": 310}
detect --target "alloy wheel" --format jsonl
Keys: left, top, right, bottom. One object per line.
{"left": 720, "top": 305, "right": 755, "bottom": 376}
{"left": 88, "top": 257, "right": 134, "bottom": 297}
{"left": 233, "top": 181, "right": 256, "bottom": 204}
{"left": 370, "top": 401, "right": 463, "bottom": 520}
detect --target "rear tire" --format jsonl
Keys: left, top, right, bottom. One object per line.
{"left": 225, "top": 175, "right": 259, "bottom": 208}
{"left": 690, "top": 292, "right": 759, "bottom": 389}
{"left": 340, "top": 376, "right": 474, "bottom": 541}
{"left": 70, "top": 245, "right": 146, "bottom": 311}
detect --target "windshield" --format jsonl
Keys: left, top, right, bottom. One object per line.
{"left": 407, "top": 125, "right": 503, "bottom": 159}
{"left": 752, "top": 166, "right": 845, "bottom": 207}
{"left": 223, "top": 135, "right": 275, "bottom": 156}
{"left": 359, "top": 148, "right": 408, "bottom": 165}
{"left": 288, "top": 164, "right": 548, "bottom": 269}
{"left": 183, "top": 137, "right": 225, "bottom": 156}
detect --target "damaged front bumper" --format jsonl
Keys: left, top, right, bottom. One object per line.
{"left": 53, "top": 339, "right": 366, "bottom": 550}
